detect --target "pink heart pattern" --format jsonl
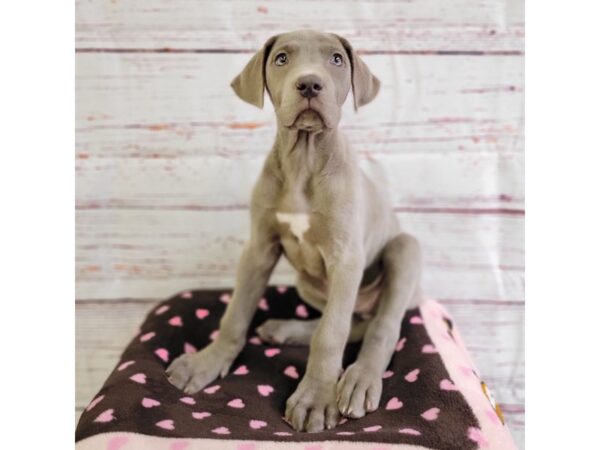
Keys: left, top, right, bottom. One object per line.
{"left": 195, "top": 308, "right": 210, "bottom": 319}
{"left": 404, "top": 369, "right": 420, "bottom": 383}
{"left": 180, "top": 397, "right": 196, "bottom": 405}
{"left": 129, "top": 373, "right": 146, "bottom": 384}
{"left": 168, "top": 316, "right": 183, "bottom": 327}
{"left": 264, "top": 348, "right": 280, "bottom": 357}
{"left": 85, "top": 394, "right": 105, "bottom": 412}
{"left": 233, "top": 365, "right": 249, "bottom": 375}
{"left": 410, "top": 316, "right": 424, "bottom": 325}
{"left": 440, "top": 379, "right": 459, "bottom": 391}
{"left": 283, "top": 365, "right": 299, "bottom": 379}
{"left": 238, "top": 444, "right": 256, "bottom": 450}
{"left": 94, "top": 408, "right": 115, "bottom": 423}
{"left": 258, "top": 298, "right": 269, "bottom": 311}
{"left": 170, "top": 442, "right": 189, "bottom": 450}
{"left": 156, "top": 419, "right": 175, "bottom": 430}
{"left": 142, "top": 397, "right": 161, "bottom": 408}
{"left": 184, "top": 342, "right": 197, "bottom": 354}
{"left": 248, "top": 336, "right": 262, "bottom": 345}
{"left": 155, "top": 348, "right": 169, "bottom": 362}
{"left": 155, "top": 305, "right": 170, "bottom": 315}
{"left": 257, "top": 385, "right": 274, "bottom": 396}
{"left": 139, "top": 332, "right": 155, "bottom": 342}
{"left": 106, "top": 436, "right": 128, "bottom": 450}
{"left": 227, "top": 398, "right": 245, "bottom": 408}
{"left": 421, "top": 407, "right": 440, "bottom": 421}
{"left": 249, "top": 419, "right": 267, "bottom": 429}
{"left": 468, "top": 427, "right": 489, "bottom": 447}
{"left": 395, "top": 337, "right": 407, "bottom": 352}
{"left": 203, "top": 385, "right": 220, "bottom": 394}
{"left": 295, "top": 304, "right": 309, "bottom": 318}
{"left": 399, "top": 428, "right": 421, "bottom": 436}
{"left": 77, "top": 289, "right": 484, "bottom": 450}
{"left": 117, "top": 360, "right": 135, "bottom": 371}
{"left": 385, "top": 397, "right": 403, "bottom": 410}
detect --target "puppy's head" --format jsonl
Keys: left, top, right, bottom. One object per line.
{"left": 231, "top": 30, "right": 380, "bottom": 131}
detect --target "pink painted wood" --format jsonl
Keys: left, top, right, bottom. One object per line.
{"left": 75, "top": 0, "right": 524, "bottom": 53}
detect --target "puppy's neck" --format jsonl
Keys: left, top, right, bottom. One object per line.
{"left": 274, "top": 121, "right": 347, "bottom": 179}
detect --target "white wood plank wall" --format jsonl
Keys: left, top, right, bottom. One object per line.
{"left": 75, "top": 1, "right": 524, "bottom": 447}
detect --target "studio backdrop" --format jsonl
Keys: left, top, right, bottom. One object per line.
{"left": 76, "top": 1, "right": 524, "bottom": 447}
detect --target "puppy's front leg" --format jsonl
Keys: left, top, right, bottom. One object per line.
{"left": 337, "top": 233, "right": 422, "bottom": 418}
{"left": 285, "top": 256, "right": 363, "bottom": 432}
{"left": 167, "top": 237, "right": 280, "bottom": 394}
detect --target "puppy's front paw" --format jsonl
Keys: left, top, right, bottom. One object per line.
{"left": 336, "top": 362, "right": 382, "bottom": 418}
{"left": 166, "top": 344, "right": 236, "bottom": 394}
{"left": 285, "top": 376, "right": 340, "bottom": 432}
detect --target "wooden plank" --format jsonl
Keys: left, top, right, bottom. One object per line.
{"left": 503, "top": 405, "right": 524, "bottom": 449}
{"left": 76, "top": 300, "right": 149, "bottom": 419}
{"left": 75, "top": 0, "right": 524, "bottom": 53}
{"left": 76, "top": 209, "right": 524, "bottom": 301}
{"left": 75, "top": 299, "right": 524, "bottom": 441}
{"left": 76, "top": 53, "right": 524, "bottom": 158}
{"left": 76, "top": 153, "right": 524, "bottom": 211}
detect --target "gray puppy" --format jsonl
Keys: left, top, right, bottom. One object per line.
{"left": 167, "top": 30, "right": 423, "bottom": 433}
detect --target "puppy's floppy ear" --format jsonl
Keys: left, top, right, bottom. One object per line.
{"left": 230, "top": 35, "right": 278, "bottom": 108}
{"left": 335, "top": 35, "right": 381, "bottom": 110}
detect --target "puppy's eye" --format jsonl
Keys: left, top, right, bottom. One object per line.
{"left": 274, "top": 53, "right": 288, "bottom": 66}
{"left": 330, "top": 53, "right": 344, "bottom": 66}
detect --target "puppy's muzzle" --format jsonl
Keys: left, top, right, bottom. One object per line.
{"left": 296, "top": 74, "right": 323, "bottom": 99}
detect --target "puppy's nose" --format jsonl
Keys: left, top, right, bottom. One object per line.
{"left": 296, "top": 75, "right": 323, "bottom": 99}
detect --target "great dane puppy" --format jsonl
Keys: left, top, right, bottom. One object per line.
{"left": 167, "top": 30, "right": 423, "bottom": 433}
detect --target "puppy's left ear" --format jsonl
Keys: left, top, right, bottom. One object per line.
{"left": 231, "top": 35, "right": 278, "bottom": 108}
{"left": 335, "top": 35, "right": 381, "bottom": 110}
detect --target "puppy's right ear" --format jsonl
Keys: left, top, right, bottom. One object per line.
{"left": 231, "top": 35, "right": 278, "bottom": 108}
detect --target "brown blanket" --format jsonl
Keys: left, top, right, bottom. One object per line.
{"left": 76, "top": 287, "right": 516, "bottom": 450}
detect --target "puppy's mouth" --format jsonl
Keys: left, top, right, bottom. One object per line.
{"left": 280, "top": 97, "right": 338, "bottom": 131}
{"left": 289, "top": 108, "right": 325, "bottom": 131}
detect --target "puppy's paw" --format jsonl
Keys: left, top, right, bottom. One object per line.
{"left": 336, "top": 362, "right": 382, "bottom": 418}
{"left": 285, "top": 376, "right": 340, "bottom": 432}
{"left": 166, "top": 344, "right": 236, "bottom": 394}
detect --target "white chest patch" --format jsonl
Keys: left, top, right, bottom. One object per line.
{"left": 276, "top": 212, "right": 311, "bottom": 242}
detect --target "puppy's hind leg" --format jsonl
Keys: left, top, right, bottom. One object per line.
{"left": 257, "top": 318, "right": 319, "bottom": 345}
{"left": 257, "top": 317, "right": 369, "bottom": 345}
{"left": 337, "top": 233, "right": 422, "bottom": 418}
{"left": 257, "top": 272, "right": 369, "bottom": 346}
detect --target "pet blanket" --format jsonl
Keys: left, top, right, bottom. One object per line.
{"left": 76, "top": 287, "right": 517, "bottom": 450}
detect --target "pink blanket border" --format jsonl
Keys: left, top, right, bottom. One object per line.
{"left": 420, "top": 299, "right": 518, "bottom": 450}
{"left": 76, "top": 432, "right": 438, "bottom": 450}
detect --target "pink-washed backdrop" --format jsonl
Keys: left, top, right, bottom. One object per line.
{"left": 75, "top": 1, "right": 524, "bottom": 447}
